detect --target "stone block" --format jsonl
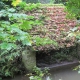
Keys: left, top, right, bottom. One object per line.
{"left": 22, "top": 47, "right": 36, "bottom": 72}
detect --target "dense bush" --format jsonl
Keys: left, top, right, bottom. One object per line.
{"left": 66, "top": 0, "right": 80, "bottom": 40}
{"left": 0, "top": 0, "right": 56, "bottom": 79}
{"left": 66, "top": 0, "right": 80, "bottom": 19}
{"left": 0, "top": 0, "right": 32, "bottom": 78}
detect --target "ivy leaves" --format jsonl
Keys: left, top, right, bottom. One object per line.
{"left": 0, "top": 7, "right": 32, "bottom": 66}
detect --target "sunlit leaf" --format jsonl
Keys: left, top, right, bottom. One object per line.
{"left": 22, "top": 39, "right": 31, "bottom": 46}
{"left": 0, "top": 42, "right": 17, "bottom": 50}
{"left": 12, "top": 0, "right": 22, "bottom": 7}
{"left": 21, "top": 21, "right": 32, "bottom": 30}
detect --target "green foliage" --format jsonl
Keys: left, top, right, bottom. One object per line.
{"left": 28, "top": 67, "right": 51, "bottom": 80}
{"left": 0, "top": 1, "right": 58, "bottom": 78}
{"left": 65, "top": 0, "right": 80, "bottom": 45}
{"left": 0, "top": 1, "right": 5, "bottom": 9}
{"left": 67, "top": 27, "right": 80, "bottom": 41}
{"left": 73, "top": 65, "right": 80, "bottom": 74}
{"left": 0, "top": 1, "right": 32, "bottom": 78}
{"left": 19, "top": 2, "right": 41, "bottom": 11}
{"left": 50, "top": 0, "right": 55, "bottom": 4}
{"left": 66, "top": 0, "right": 80, "bottom": 18}
{"left": 33, "top": 37, "right": 57, "bottom": 46}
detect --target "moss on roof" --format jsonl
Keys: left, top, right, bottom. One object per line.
{"left": 26, "top": 5, "right": 80, "bottom": 51}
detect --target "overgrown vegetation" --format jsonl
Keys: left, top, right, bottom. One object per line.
{"left": 36, "top": 46, "right": 79, "bottom": 66}
{"left": 66, "top": 0, "right": 80, "bottom": 41}
{"left": 0, "top": 0, "right": 80, "bottom": 79}
{"left": 27, "top": 66, "right": 51, "bottom": 80}
{"left": 0, "top": 0, "right": 57, "bottom": 79}
{"left": 0, "top": 0, "right": 32, "bottom": 78}
{"left": 66, "top": 0, "right": 80, "bottom": 19}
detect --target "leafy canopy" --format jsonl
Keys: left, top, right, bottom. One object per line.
{"left": 66, "top": 0, "right": 80, "bottom": 18}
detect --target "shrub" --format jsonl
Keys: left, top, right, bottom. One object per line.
{"left": 66, "top": 0, "right": 80, "bottom": 19}
{"left": 0, "top": 0, "right": 32, "bottom": 78}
